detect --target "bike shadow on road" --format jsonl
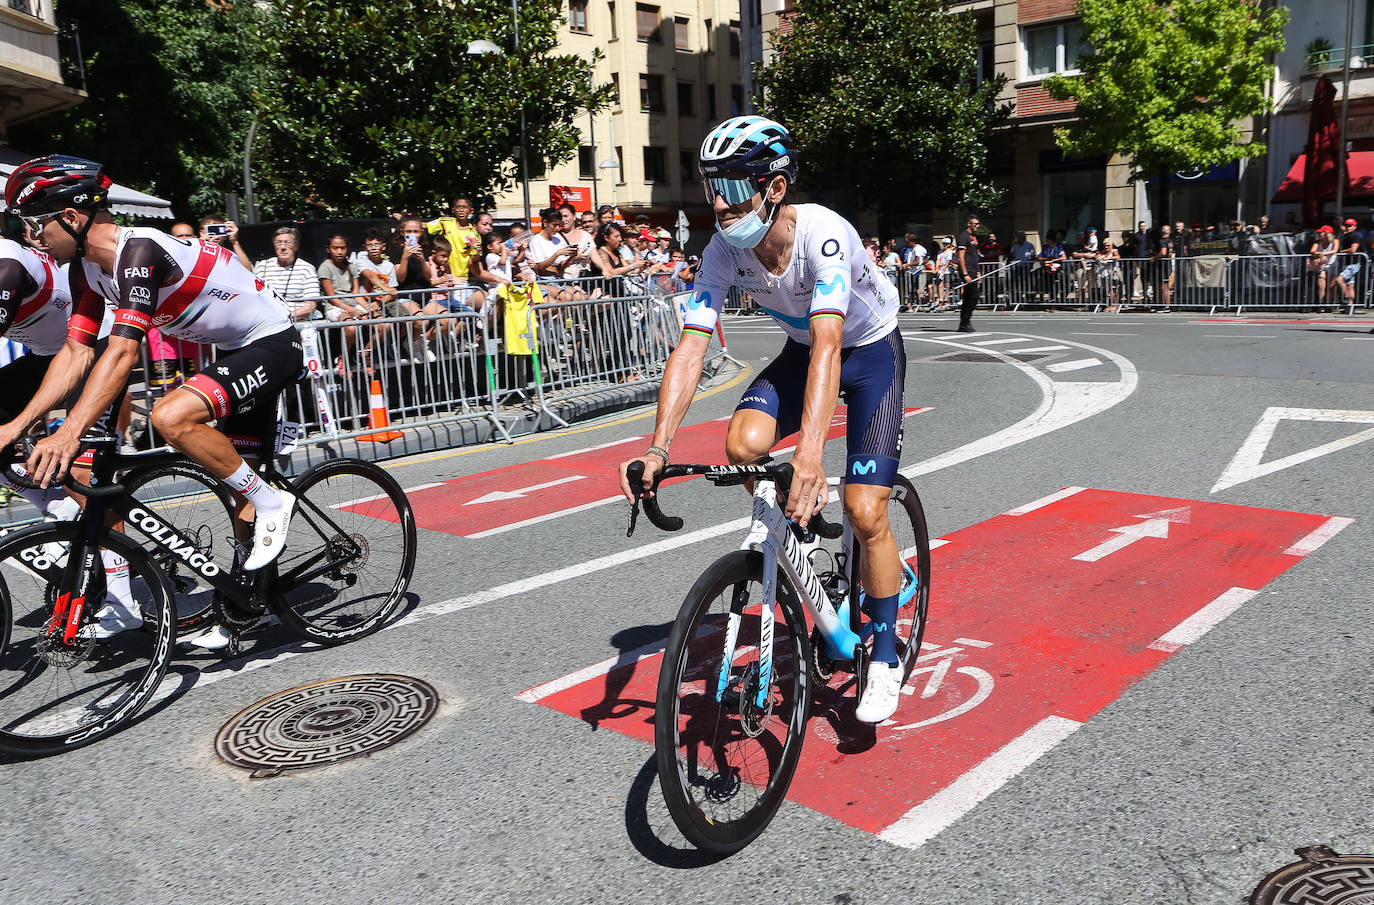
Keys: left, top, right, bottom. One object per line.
{"left": 811, "top": 676, "right": 878, "bottom": 755}
{"left": 624, "top": 754, "right": 725, "bottom": 867}
{"left": 578, "top": 620, "right": 674, "bottom": 731}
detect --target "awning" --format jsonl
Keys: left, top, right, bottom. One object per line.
{"left": 0, "top": 147, "right": 174, "bottom": 220}
{"left": 1272, "top": 151, "right": 1374, "bottom": 203}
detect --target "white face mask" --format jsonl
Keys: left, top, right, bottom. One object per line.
{"left": 716, "top": 196, "right": 777, "bottom": 249}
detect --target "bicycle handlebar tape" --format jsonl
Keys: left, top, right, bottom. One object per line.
{"left": 359, "top": 379, "right": 402, "bottom": 443}
{"left": 625, "top": 459, "right": 683, "bottom": 532}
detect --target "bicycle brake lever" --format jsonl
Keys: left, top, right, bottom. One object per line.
{"left": 626, "top": 499, "right": 641, "bottom": 537}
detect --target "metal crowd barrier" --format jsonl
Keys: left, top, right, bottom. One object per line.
{"left": 119, "top": 284, "right": 737, "bottom": 466}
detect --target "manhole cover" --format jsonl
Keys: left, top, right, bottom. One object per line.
{"left": 1251, "top": 846, "right": 1374, "bottom": 905}
{"left": 216, "top": 674, "right": 438, "bottom": 777}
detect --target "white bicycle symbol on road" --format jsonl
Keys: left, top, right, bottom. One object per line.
{"left": 811, "top": 629, "right": 996, "bottom": 743}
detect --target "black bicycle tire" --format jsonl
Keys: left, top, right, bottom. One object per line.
{"left": 654, "top": 549, "right": 813, "bottom": 855}
{"left": 0, "top": 524, "right": 175, "bottom": 755}
{"left": 273, "top": 458, "right": 417, "bottom": 646}
{"left": 889, "top": 475, "right": 932, "bottom": 674}
{"left": 122, "top": 460, "right": 239, "bottom": 635}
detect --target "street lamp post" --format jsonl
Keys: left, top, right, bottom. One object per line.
{"left": 467, "top": 0, "right": 532, "bottom": 226}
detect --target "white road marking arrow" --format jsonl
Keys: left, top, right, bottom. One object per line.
{"left": 1072, "top": 508, "right": 1190, "bottom": 562}
{"left": 464, "top": 475, "right": 585, "bottom": 505}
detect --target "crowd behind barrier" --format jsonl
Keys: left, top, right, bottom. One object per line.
{"left": 124, "top": 285, "right": 730, "bottom": 464}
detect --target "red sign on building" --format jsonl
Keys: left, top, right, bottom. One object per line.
{"left": 549, "top": 185, "right": 591, "bottom": 212}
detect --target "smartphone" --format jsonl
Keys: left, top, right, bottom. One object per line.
{"left": 405, "top": 234, "right": 419, "bottom": 246}
{"left": 206, "top": 223, "right": 229, "bottom": 237}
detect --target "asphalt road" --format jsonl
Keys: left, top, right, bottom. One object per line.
{"left": 4, "top": 311, "right": 1373, "bottom": 905}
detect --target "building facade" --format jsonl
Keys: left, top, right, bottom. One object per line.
{"left": 0, "top": 0, "right": 84, "bottom": 143}
{"left": 490, "top": 0, "right": 752, "bottom": 236}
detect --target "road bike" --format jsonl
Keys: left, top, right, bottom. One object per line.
{"left": 0, "top": 436, "right": 416, "bottom": 755}
{"left": 626, "top": 460, "right": 931, "bottom": 854}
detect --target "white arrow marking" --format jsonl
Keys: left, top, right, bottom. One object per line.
{"left": 1212, "top": 407, "right": 1374, "bottom": 494}
{"left": 1073, "top": 513, "right": 1184, "bottom": 562}
{"left": 464, "top": 475, "right": 585, "bottom": 505}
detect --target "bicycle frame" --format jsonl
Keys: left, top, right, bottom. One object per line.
{"left": 726, "top": 476, "right": 918, "bottom": 710}
{"left": 15, "top": 445, "right": 365, "bottom": 627}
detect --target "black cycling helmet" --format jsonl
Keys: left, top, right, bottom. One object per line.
{"left": 5, "top": 155, "right": 111, "bottom": 215}
{"left": 4, "top": 156, "right": 113, "bottom": 258}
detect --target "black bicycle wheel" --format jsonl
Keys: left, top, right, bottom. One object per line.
{"left": 273, "top": 458, "right": 416, "bottom": 645}
{"left": 886, "top": 475, "right": 932, "bottom": 675}
{"left": 123, "top": 461, "right": 239, "bottom": 635}
{"left": 655, "top": 549, "right": 813, "bottom": 855}
{"left": 0, "top": 525, "right": 175, "bottom": 754}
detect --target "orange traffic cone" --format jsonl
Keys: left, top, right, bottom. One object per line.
{"left": 359, "top": 379, "right": 402, "bottom": 442}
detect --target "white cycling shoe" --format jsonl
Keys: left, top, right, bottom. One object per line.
{"left": 243, "top": 496, "right": 296, "bottom": 572}
{"left": 855, "top": 662, "right": 904, "bottom": 724}
{"left": 81, "top": 601, "right": 144, "bottom": 640}
{"left": 185, "top": 624, "right": 233, "bottom": 651}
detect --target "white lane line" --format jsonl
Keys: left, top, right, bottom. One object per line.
{"left": 901, "top": 333, "right": 1137, "bottom": 481}
{"left": 466, "top": 496, "right": 623, "bottom": 538}
{"left": 548, "top": 436, "right": 645, "bottom": 458}
{"left": 1003, "top": 486, "right": 1086, "bottom": 516}
{"left": 928, "top": 538, "right": 950, "bottom": 550}
{"left": 1011, "top": 345, "right": 1071, "bottom": 353}
{"left": 1069, "top": 332, "right": 1137, "bottom": 336}
{"left": 1045, "top": 358, "right": 1102, "bottom": 373}
{"left": 334, "top": 482, "right": 444, "bottom": 509}
{"left": 1147, "top": 587, "right": 1258, "bottom": 653}
{"left": 954, "top": 637, "right": 993, "bottom": 648}
{"left": 1200, "top": 334, "right": 1277, "bottom": 338}
{"left": 1343, "top": 336, "right": 1374, "bottom": 341}
{"left": 970, "top": 338, "right": 1034, "bottom": 346}
{"left": 1283, "top": 516, "right": 1355, "bottom": 556}
{"left": 877, "top": 716, "right": 1083, "bottom": 850}
{"left": 517, "top": 635, "right": 671, "bottom": 703}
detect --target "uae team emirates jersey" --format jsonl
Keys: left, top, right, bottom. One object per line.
{"left": 0, "top": 236, "right": 95, "bottom": 355}
{"left": 69, "top": 227, "right": 290, "bottom": 351}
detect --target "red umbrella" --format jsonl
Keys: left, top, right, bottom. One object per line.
{"left": 1303, "top": 75, "right": 1340, "bottom": 225}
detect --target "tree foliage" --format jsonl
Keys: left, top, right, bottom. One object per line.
{"left": 1043, "top": 0, "right": 1287, "bottom": 179}
{"left": 755, "top": 0, "right": 1010, "bottom": 218}
{"left": 10, "top": 0, "right": 261, "bottom": 217}
{"left": 253, "top": 0, "right": 612, "bottom": 219}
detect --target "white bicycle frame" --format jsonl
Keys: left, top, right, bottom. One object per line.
{"left": 717, "top": 476, "right": 917, "bottom": 710}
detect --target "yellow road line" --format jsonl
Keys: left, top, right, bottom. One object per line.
{"left": 382, "top": 364, "right": 754, "bottom": 471}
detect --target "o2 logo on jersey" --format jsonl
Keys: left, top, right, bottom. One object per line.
{"left": 123, "top": 266, "right": 151, "bottom": 279}
{"left": 821, "top": 239, "right": 841, "bottom": 258}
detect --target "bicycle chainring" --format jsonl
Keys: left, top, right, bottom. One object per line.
{"left": 809, "top": 627, "right": 838, "bottom": 684}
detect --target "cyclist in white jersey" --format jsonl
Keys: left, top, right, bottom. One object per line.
{"left": 0, "top": 217, "right": 139, "bottom": 634}
{"left": 3, "top": 157, "right": 302, "bottom": 643}
{"left": 618, "top": 116, "right": 911, "bottom": 722}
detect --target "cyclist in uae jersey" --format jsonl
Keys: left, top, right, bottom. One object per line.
{"left": 4, "top": 157, "right": 302, "bottom": 643}
{"left": 0, "top": 221, "right": 141, "bottom": 634}
{"left": 619, "top": 116, "right": 911, "bottom": 723}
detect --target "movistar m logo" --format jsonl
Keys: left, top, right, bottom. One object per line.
{"left": 851, "top": 459, "right": 877, "bottom": 476}
{"left": 873, "top": 622, "right": 888, "bottom": 633}
{"left": 815, "top": 273, "right": 847, "bottom": 296}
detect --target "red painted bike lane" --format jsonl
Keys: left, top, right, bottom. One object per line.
{"left": 516, "top": 487, "right": 1352, "bottom": 846}
{"left": 344, "top": 407, "right": 928, "bottom": 538}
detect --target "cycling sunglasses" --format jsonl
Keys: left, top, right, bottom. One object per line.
{"left": 702, "top": 175, "right": 764, "bottom": 206}
{"left": 18, "top": 211, "right": 63, "bottom": 233}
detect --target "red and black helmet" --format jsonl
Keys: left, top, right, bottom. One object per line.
{"left": 4, "top": 155, "right": 112, "bottom": 216}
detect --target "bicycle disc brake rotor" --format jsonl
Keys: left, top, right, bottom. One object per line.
{"left": 735, "top": 662, "right": 775, "bottom": 738}
{"left": 326, "top": 533, "right": 368, "bottom": 584}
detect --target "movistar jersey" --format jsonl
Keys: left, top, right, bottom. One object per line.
{"left": 0, "top": 237, "right": 81, "bottom": 355}
{"left": 69, "top": 227, "right": 289, "bottom": 351}
{"left": 681, "top": 203, "right": 899, "bottom": 348}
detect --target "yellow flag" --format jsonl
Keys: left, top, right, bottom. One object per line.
{"left": 500, "top": 282, "right": 542, "bottom": 355}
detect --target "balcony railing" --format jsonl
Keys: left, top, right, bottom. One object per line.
{"left": 1306, "top": 43, "right": 1374, "bottom": 72}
